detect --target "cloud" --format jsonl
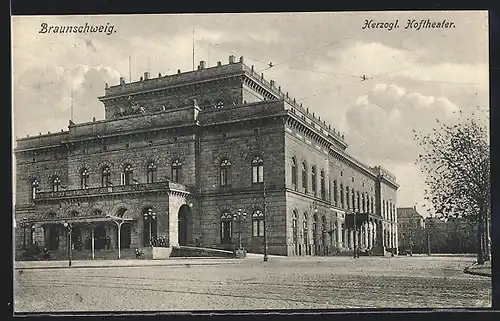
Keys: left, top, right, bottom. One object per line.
{"left": 345, "top": 82, "right": 459, "bottom": 162}
{"left": 13, "top": 64, "right": 120, "bottom": 138}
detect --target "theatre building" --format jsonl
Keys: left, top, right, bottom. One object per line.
{"left": 14, "top": 55, "right": 399, "bottom": 257}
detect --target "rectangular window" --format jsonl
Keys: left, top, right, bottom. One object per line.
{"left": 120, "top": 173, "right": 125, "bottom": 185}
{"left": 252, "top": 219, "right": 264, "bottom": 237}
{"left": 252, "top": 166, "right": 258, "bottom": 183}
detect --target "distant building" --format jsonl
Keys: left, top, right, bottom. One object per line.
{"left": 14, "top": 55, "right": 399, "bottom": 257}
{"left": 397, "top": 206, "right": 425, "bottom": 254}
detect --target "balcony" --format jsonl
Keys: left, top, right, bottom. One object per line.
{"left": 35, "top": 181, "right": 196, "bottom": 201}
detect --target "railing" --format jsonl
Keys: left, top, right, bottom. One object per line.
{"left": 36, "top": 181, "right": 195, "bottom": 200}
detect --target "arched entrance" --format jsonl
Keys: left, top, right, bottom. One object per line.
{"left": 178, "top": 204, "right": 192, "bottom": 246}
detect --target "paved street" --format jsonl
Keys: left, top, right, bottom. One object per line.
{"left": 14, "top": 255, "right": 491, "bottom": 312}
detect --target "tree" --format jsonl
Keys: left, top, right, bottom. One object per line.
{"left": 414, "top": 111, "right": 490, "bottom": 264}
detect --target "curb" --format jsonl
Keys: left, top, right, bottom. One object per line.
{"left": 463, "top": 264, "right": 492, "bottom": 277}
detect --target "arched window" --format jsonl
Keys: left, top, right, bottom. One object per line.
{"left": 291, "top": 157, "right": 297, "bottom": 188}
{"left": 339, "top": 182, "right": 344, "bottom": 207}
{"left": 311, "top": 166, "right": 317, "bottom": 195}
{"left": 301, "top": 162, "right": 308, "bottom": 191}
{"left": 122, "top": 164, "right": 133, "bottom": 185}
{"left": 171, "top": 159, "right": 181, "bottom": 183}
{"left": 371, "top": 196, "right": 375, "bottom": 214}
{"left": 31, "top": 179, "right": 39, "bottom": 200}
{"left": 51, "top": 176, "right": 61, "bottom": 192}
{"left": 357, "top": 191, "right": 361, "bottom": 212}
{"left": 251, "top": 156, "right": 264, "bottom": 183}
{"left": 220, "top": 159, "right": 232, "bottom": 186}
{"left": 220, "top": 212, "right": 233, "bottom": 244}
{"left": 333, "top": 180, "right": 338, "bottom": 206}
{"left": 252, "top": 210, "right": 264, "bottom": 237}
{"left": 80, "top": 168, "right": 89, "bottom": 189}
{"left": 320, "top": 170, "right": 325, "bottom": 200}
{"left": 101, "top": 166, "right": 111, "bottom": 187}
{"left": 146, "top": 161, "right": 157, "bottom": 184}
{"left": 292, "top": 210, "right": 298, "bottom": 245}
{"left": 303, "top": 213, "right": 308, "bottom": 230}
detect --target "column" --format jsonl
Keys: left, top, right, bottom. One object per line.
{"left": 365, "top": 222, "right": 370, "bottom": 247}
{"left": 337, "top": 219, "right": 342, "bottom": 248}
{"left": 349, "top": 229, "right": 354, "bottom": 249}
{"left": 370, "top": 221, "right": 375, "bottom": 248}
{"left": 342, "top": 226, "right": 347, "bottom": 248}
{"left": 388, "top": 224, "right": 393, "bottom": 248}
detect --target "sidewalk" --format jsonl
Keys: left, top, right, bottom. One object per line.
{"left": 15, "top": 257, "right": 246, "bottom": 270}
{"left": 464, "top": 261, "right": 492, "bottom": 277}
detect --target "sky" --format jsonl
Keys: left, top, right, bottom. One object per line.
{"left": 11, "top": 11, "right": 489, "bottom": 217}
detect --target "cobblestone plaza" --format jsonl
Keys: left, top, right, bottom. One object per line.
{"left": 14, "top": 256, "right": 490, "bottom": 311}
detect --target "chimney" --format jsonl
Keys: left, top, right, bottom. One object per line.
{"left": 93, "top": 117, "right": 96, "bottom": 122}
{"left": 177, "top": 69, "right": 181, "bottom": 74}
{"left": 140, "top": 76, "right": 143, "bottom": 81}
{"left": 199, "top": 61, "right": 206, "bottom": 69}
{"left": 270, "top": 80, "right": 275, "bottom": 87}
{"left": 229, "top": 55, "right": 235, "bottom": 64}
{"left": 120, "top": 77, "right": 126, "bottom": 85}
{"left": 414, "top": 205, "right": 416, "bottom": 210}
{"left": 144, "top": 72, "right": 150, "bottom": 80}
{"left": 105, "top": 82, "right": 109, "bottom": 89}
{"left": 217, "top": 61, "right": 222, "bottom": 66}
{"left": 239, "top": 56, "right": 244, "bottom": 63}
{"left": 158, "top": 73, "right": 162, "bottom": 78}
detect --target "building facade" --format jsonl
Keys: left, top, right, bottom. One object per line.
{"left": 397, "top": 206, "right": 425, "bottom": 254}
{"left": 14, "top": 55, "right": 399, "bottom": 256}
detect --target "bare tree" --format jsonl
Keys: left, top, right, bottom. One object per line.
{"left": 414, "top": 111, "right": 490, "bottom": 264}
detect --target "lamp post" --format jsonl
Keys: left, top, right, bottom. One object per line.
{"left": 233, "top": 209, "right": 247, "bottom": 250}
{"left": 107, "top": 214, "right": 125, "bottom": 259}
{"left": 63, "top": 221, "right": 72, "bottom": 267}
{"left": 21, "top": 217, "right": 28, "bottom": 249}
{"left": 143, "top": 208, "right": 156, "bottom": 246}
{"left": 30, "top": 224, "right": 36, "bottom": 246}
{"left": 310, "top": 203, "right": 318, "bottom": 256}
{"left": 353, "top": 212, "right": 358, "bottom": 258}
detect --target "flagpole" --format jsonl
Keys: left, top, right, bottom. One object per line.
{"left": 192, "top": 28, "right": 195, "bottom": 71}
{"left": 70, "top": 87, "right": 74, "bottom": 122}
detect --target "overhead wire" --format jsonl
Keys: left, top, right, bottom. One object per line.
{"left": 296, "top": 63, "right": 423, "bottom": 102}
{"left": 257, "top": 33, "right": 360, "bottom": 74}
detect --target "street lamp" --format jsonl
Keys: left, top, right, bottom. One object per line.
{"left": 233, "top": 209, "right": 247, "bottom": 250}
{"left": 143, "top": 208, "right": 156, "bottom": 246}
{"left": 353, "top": 212, "right": 359, "bottom": 258}
{"left": 106, "top": 214, "right": 125, "bottom": 259}
{"left": 21, "top": 217, "right": 28, "bottom": 249}
{"left": 62, "top": 221, "right": 72, "bottom": 267}
{"left": 30, "top": 224, "right": 36, "bottom": 246}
